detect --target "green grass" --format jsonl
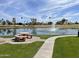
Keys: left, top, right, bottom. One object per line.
{"left": 0, "top": 36, "right": 14, "bottom": 38}
{"left": 35, "top": 35, "right": 56, "bottom": 39}
{"left": 0, "top": 41, "right": 43, "bottom": 58}
{"left": 53, "top": 36, "right": 79, "bottom": 58}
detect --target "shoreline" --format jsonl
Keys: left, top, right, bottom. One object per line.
{"left": 55, "top": 24, "right": 79, "bottom": 29}
{"left": 0, "top": 24, "right": 79, "bottom": 29}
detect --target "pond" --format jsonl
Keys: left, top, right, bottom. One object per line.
{"left": 0, "top": 28, "right": 78, "bottom": 36}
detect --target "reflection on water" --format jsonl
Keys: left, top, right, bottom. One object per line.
{"left": 0, "top": 28, "right": 78, "bottom": 36}
{"left": 31, "top": 28, "right": 37, "bottom": 35}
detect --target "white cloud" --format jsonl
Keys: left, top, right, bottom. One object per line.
{"left": 0, "top": 0, "right": 16, "bottom": 6}
{"left": 38, "top": 0, "right": 79, "bottom": 14}
{"left": 0, "top": 0, "right": 79, "bottom": 22}
{"left": 34, "top": 0, "right": 79, "bottom": 22}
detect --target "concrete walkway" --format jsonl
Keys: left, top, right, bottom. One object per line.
{"left": 34, "top": 35, "right": 76, "bottom": 58}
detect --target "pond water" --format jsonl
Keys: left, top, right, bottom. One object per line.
{"left": 0, "top": 28, "right": 78, "bottom": 36}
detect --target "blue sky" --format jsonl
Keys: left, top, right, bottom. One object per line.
{"left": 0, "top": 0, "right": 79, "bottom": 23}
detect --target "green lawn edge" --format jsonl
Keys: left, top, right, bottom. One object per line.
{"left": 0, "top": 41, "right": 44, "bottom": 58}
{"left": 53, "top": 36, "right": 79, "bottom": 58}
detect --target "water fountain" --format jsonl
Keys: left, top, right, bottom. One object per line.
{"left": 50, "top": 22, "right": 57, "bottom": 31}
{"left": 48, "top": 17, "right": 57, "bottom": 31}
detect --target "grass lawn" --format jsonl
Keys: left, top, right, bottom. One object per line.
{"left": 0, "top": 36, "right": 14, "bottom": 38}
{"left": 0, "top": 41, "right": 43, "bottom": 58}
{"left": 53, "top": 36, "right": 79, "bottom": 58}
{"left": 35, "top": 35, "right": 56, "bottom": 39}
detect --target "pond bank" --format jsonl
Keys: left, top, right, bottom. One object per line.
{"left": 56, "top": 24, "right": 79, "bottom": 29}
{"left": 0, "top": 25, "right": 51, "bottom": 29}
{"left": 0, "top": 24, "right": 79, "bottom": 29}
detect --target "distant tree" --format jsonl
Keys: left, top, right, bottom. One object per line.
{"left": 21, "top": 17, "right": 23, "bottom": 19}
{"left": 6, "top": 20, "right": 12, "bottom": 25}
{"left": 61, "top": 18, "right": 68, "bottom": 24}
{"left": 2, "top": 21, "right": 6, "bottom": 25}
{"left": 0, "top": 20, "right": 2, "bottom": 23}
{"left": 0, "top": 18, "right": 4, "bottom": 25}
{"left": 12, "top": 18, "right": 16, "bottom": 25}
{"left": 25, "top": 23, "right": 29, "bottom": 25}
{"left": 62, "top": 18, "right": 66, "bottom": 22}
{"left": 56, "top": 18, "right": 68, "bottom": 25}
{"left": 48, "top": 22, "right": 53, "bottom": 25}
{"left": 17, "top": 23, "right": 23, "bottom": 25}
{"left": 49, "top": 17, "right": 52, "bottom": 19}
{"left": 30, "top": 18, "right": 37, "bottom": 25}
{"left": 56, "top": 21, "right": 62, "bottom": 25}
{"left": 75, "top": 21, "right": 79, "bottom": 24}
{"left": 0, "top": 19, "right": 3, "bottom": 23}
{"left": 1, "top": 18, "right": 4, "bottom": 21}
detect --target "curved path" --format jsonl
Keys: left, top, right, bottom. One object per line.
{"left": 34, "top": 35, "right": 77, "bottom": 58}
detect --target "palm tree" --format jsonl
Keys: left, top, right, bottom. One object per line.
{"left": 0, "top": 18, "right": 4, "bottom": 25}
{"left": 61, "top": 18, "right": 68, "bottom": 24}
{"left": 2, "top": 20, "right": 6, "bottom": 25}
{"left": 30, "top": 18, "right": 37, "bottom": 25}
{"left": 6, "top": 20, "right": 12, "bottom": 25}
{"left": 12, "top": 18, "right": 16, "bottom": 26}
